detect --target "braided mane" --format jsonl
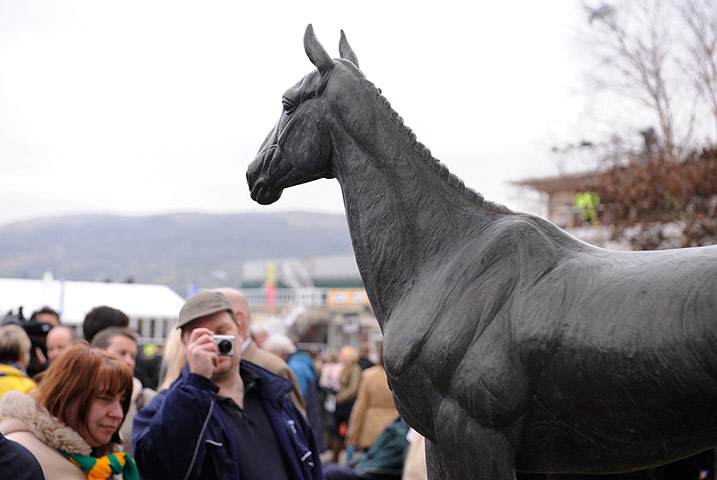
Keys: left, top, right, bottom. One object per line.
{"left": 360, "top": 77, "right": 511, "bottom": 214}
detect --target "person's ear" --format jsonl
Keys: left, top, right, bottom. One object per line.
{"left": 234, "top": 310, "right": 245, "bottom": 327}
{"left": 18, "top": 350, "right": 30, "bottom": 369}
{"left": 234, "top": 311, "right": 246, "bottom": 338}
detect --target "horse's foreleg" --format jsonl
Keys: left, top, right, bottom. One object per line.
{"left": 426, "top": 439, "right": 450, "bottom": 480}
{"left": 431, "top": 398, "right": 518, "bottom": 479}
{"left": 427, "top": 430, "right": 517, "bottom": 480}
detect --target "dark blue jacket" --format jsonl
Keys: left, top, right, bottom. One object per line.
{"left": 0, "top": 432, "right": 45, "bottom": 480}
{"left": 132, "top": 360, "right": 324, "bottom": 480}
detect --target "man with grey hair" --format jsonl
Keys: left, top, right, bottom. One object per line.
{"left": 263, "top": 334, "right": 316, "bottom": 399}
{"left": 249, "top": 322, "right": 270, "bottom": 347}
{"left": 264, "top": 333, "right": 324, "bottom": 452}
{"left": 212, "top": 287, "right": 306, "bottom": 414}
{"left": 262, "top": 333, "right": 297, "bottom": 358}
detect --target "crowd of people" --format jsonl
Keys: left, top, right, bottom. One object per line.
{"left": 0, "top": 290, "right": 425, "bottom": 480}
{"left": 1, "top": 293, "right": 713, "bottom": 480}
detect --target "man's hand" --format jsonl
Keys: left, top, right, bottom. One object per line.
{"left": 184, "top": 328, "right": 218, "bottom": 379}
{"left": 34, "top": 346, "right": 47, "bottom": 366}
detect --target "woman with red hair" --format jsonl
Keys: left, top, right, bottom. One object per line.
{"left": 0, "top": 344, "right": 138, "bottom": 480}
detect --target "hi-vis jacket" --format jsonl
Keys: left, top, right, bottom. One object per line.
{"left": 0, "top": 364, "right": 36, "bottom": 402}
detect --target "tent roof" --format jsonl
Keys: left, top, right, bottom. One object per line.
{"left": 0, "top": 275, "right": 185, "bottom": 326}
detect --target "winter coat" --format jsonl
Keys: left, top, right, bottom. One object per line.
{"left": 132, "top": 360, "right": 324, "bottom": 480}
{"left": 346, "top": 365, "right": 399, "bottom": 449}
{"left": 353, "top": 418, "right": 408, "bottom": 479}
{"left": 336, "top": 363, "right": 361, "bottom": 403}
{"left": 319, "top": 362, "right": 342, "bottom": 392}
{"left": 0, "top": 390, "right": 121, "bottom": 480}
{"left": 0, "top": 431, "right": 45, "bottom": 480}
{"left": 288, "top": 351, "right": 317, "bottom": 396}
{"left": 243, "top": 339, "right": 306, "bottom": 414}
{"left": 402, "top": 429, "right": 427, "bottom": 480}
{"left": 0, "top": 364, "right": 37, "bottom": 402}
{"left": 118, "top": 377, "right": 156, "bottom": 453}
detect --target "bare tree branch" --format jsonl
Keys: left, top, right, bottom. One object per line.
{"left": 680, "top": 0, "right": 717, "bottom": 138}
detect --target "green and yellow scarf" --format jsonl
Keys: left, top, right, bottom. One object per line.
{"left": 60, "top": 450, "right": 140, "bottom": 480}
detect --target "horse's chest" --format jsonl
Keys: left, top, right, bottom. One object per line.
{"left": 381, "top": 296, "right": 455, "bottom": 374}
{"left": 381, "top": 308, "right": 472, "bottom": 430}
{"left": 384, "top": 346, "right": 437, "bottom": 435}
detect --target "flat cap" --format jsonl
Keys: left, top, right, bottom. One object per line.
{"left": 176, "top": 291, "right": 238, "bottom": 329}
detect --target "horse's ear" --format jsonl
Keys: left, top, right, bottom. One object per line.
{"left": 339, "top": 30, "right": 359, "bottom": 68}
{"left": 304, "top": 24, "right": 333, "bottom": 75}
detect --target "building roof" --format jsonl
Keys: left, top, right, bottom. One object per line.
{"left": 511, "top": 170, "right": 606, "bottom": 194}
{"left": 241, "top": 254, "right": 362, "bottom": 288}
{"left": 0, "top": 273, "right": 185, "bottom": 326}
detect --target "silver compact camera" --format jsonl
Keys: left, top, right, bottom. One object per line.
{"left": 211, "top": 335, "right": 235, "bottom": 356}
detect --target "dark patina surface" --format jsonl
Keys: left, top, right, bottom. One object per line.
{"left": 247, "top": 25, "right": 717, "bottom": 479}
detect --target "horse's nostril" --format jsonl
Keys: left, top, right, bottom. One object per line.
{"left": 247, "top": 149, "right": 272, "bottom": 188}
{"left": 246, "top": 170, "right": 257, "bottom": 188}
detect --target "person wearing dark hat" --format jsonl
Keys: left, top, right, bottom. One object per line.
{"left": 131, "top": 291, "right": 323, "bottom": 480}
{"left": 212, "top": 287, "right": 306, "bottom": 416}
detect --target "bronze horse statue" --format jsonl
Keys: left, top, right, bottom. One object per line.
{"left": 247, "top": 25, "right": 717, "bottom": 479}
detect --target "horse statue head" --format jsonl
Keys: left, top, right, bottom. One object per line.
{"left": 247, "top": 24, "right": 363, "bottom": 205}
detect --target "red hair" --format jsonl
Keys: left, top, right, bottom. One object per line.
{"left": 34, "top": 343, "right": 133, "bottom": 445}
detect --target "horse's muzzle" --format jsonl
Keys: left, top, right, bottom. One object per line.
{"left": 247, "top": 147, "right": 283, "bottom": 205}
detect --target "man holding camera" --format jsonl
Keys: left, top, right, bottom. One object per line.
{"left": 132, "top": 291, "right": 323, "bottom": 480}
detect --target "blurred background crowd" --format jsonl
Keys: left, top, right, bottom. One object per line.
{"left": 0, "top": 299, "right": 428, "bottom": 479}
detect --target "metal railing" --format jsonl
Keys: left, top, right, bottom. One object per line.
{"left": 241, "top": 287, "right": 327, "bottom": 307}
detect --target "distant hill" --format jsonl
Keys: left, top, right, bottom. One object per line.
{"left": 0, "top": 212, "right": 354, "bottom": 294}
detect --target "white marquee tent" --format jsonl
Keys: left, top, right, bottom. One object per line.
{"left": 0, "top": 273, "right": 185, "bottom": 344}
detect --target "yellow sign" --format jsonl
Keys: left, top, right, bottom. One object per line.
{"left": 327, "top": 288, "right": 369, "bottom": 306}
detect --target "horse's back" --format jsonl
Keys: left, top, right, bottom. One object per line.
{"left": 515, "top": 243, "right": 717, "bottom": 473}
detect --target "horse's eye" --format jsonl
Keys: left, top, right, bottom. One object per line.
{"left": 282, "top": 97, "right": 295, "bottom": 114}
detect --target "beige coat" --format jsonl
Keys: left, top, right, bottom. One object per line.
{"left": 0, "top": 390, "right": 121, "bottom": 480}
{"left": 402, "top": 430, "right": 428, "bottom": 480}
{"left": 346, "top": 365, "right": 398, "bottom": 448}
{"left": 336, "top": 363, "right": 362, "bottom": 403}
{"left": 243, "top": 339, "right": 306, "bottom": 415}
{"left": 118, "top": 377, "right": 157, "bottom": 452}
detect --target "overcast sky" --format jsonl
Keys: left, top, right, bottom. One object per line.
{"left": 0, "top": 1, "right": 591, "bottom": 227}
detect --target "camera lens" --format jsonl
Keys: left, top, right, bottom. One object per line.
{"left": 217, "top": 340, "right": 232, "bottom": 354}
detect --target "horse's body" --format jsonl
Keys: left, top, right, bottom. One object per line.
{"left": 247, "top": 26, "right": 717, "bottom": 479}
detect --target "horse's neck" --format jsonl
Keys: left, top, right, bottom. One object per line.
{"left": 332, "top": 132, "right": 497, "bottom": 324}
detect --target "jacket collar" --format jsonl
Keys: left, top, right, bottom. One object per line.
{"left": 131, "top": 376, "right": 142, "bottom": 403}
{"left": 0, "top": 363, "right": 29, "bottom": 377}
{"left": 0, "top": 390, "right": 93, "bottom": 455}
{"left": 240, "top": 359, "right": 293, "bottom": 403}
{"left": 177, "top": 359, "right": 294, "bottom": 405}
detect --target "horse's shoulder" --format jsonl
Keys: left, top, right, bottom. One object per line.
{"left": 463, "top": 215, "right": 568, "bottom": 289}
